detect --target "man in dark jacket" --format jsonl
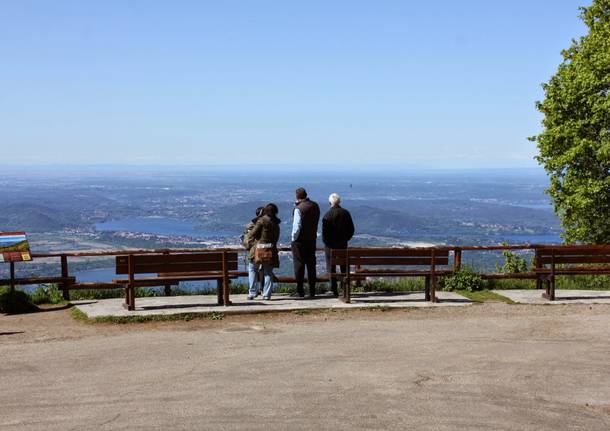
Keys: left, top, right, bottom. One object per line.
{"left": 322, "top": 193, "right": 355, "bottom": 297}
{"left": 291, "top": 187, "right": 320, "bottom": 298}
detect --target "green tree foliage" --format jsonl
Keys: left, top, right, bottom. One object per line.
{"left": 531, "top": 0, "right": 610, "bottom": 243}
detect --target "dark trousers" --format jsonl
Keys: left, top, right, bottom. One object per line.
{"left": 325, "top": 246, "right": 347, "bottom": 295}
{"left": 292, "top": 240, "right": 317, "bottom": 296}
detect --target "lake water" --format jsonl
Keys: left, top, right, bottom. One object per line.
{"left": 95, "top": 217, "right": 234, "bottom": 238}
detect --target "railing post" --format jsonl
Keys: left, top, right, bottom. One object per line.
{"left": 345, "top": 249, "right": 351, "bottom": 303}
{"left": 535, "top": 248, "right": 542, "bottom": 290}
{"left": 125, "top": 254, "right": 135, "bottom": 310}
{"left": 222, "top": 251, "right": 230, "bottom": 306}
{"left": 61, "top": 255, "right": 70, "bottom": 301}
{"left": 550, "top": 249, "right": 556, "bottom": 301}
{"left": 163, "top": 250, "right": 171, "bottom": 296}
{"left": 453, "top": 248, "right": 462, "bottom": 272}
{"left": 430, "top": 249, "right": 437, "bottom": 303}
{"left": 9, "top": 261, "right": 15, "bottom": 294}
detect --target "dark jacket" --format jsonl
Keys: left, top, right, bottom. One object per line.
{"left": 293, "top": 198, "right": 320, "bottom": 243}
{"left": 322, "top": 205, "right": 355, "bottom": 248}
{"left": 245, "top": 215, "right": 281, "bottom": 267}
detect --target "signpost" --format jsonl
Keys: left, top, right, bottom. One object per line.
{"left": 0, "top": 232, "right": 32, "bottom": 293}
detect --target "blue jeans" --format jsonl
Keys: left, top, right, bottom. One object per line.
{"left": 248, "top": 261, "right": 274, "bottom": 298}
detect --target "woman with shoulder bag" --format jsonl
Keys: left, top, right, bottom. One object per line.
{"left": 245, "top": 203, "right": 281, "bottom": 300}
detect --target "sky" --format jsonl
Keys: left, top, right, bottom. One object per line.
{"left": 0, "top": 0, "right": 587, "bottom": 168}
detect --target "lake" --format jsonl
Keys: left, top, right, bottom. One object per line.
{"left": 95, "top": 217, "right": 235, "bottom": 238}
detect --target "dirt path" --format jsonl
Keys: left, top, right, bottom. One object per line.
{"left": 1, "top": 303, "right": 610, "bottom": 430}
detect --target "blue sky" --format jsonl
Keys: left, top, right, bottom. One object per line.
{"left": 0, "top": 1, "right": 586, "bottom": 168}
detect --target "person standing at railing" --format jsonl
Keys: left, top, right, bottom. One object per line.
{"left": 291, "top": 187, "right": 320, "bottom": 298}
{"left": 241, "top": 206, "right": 265, "bottom": 294}
{"left": 245, "top": 204, "right": 281, "bottom": 300}
{"left": 322, "top": 193, "right": 355, "bottom": 297}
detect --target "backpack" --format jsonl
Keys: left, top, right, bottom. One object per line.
{"left": 241, "top": 222, "right": 257, "bottom": 250}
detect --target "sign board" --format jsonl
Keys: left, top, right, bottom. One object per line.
{"left": 0, "top": 232, "right": 32, "bottom": 262}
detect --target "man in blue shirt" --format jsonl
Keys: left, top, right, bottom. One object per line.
{"left": 291, "top": 187, "right": 320, "bottom": 298}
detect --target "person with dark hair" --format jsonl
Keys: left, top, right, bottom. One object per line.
{"left": 322, "top": 193, "right": 355, "bottom": 297}
{"left": 245, "top": 203, "right": 281, "bottom": 300}
{"left": 241, "top": 206, "right": 265, "bottom": 295}
{"left": 291, "top": 187, "right": 320, "bottom": 298}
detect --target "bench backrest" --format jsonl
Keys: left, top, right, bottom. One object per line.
{"left": 536, "top": 246, "right": 610, "bottom": 266}
{"left": 116, "top": 252, "right": 239, "bottom": 275}
{"left": 330, "top": 248, "right": 450, "bottom": 267}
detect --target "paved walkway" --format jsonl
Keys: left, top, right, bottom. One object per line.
{"left": 75, "top": 291, "right": 471, "bottom": 318}
{"left": 493, "top": 289, "right": 610, "bottom": 304}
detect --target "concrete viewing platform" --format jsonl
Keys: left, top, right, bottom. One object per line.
{"left": 493, "top": 289, "right": 610, "bottom": 304}
{"left": 74, "top": 291, "right": 472, "bottom": 319}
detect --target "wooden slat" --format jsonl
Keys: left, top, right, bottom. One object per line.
{"left": 116, "top": 252, "right": 236, "bottom": 265}
{"left": 481, "top": 272, "right": 537, "bottom": 280}
{"left": 113, "top": 273, "right": 242, "bottom": 287}
{"left": 0, "top": 276, "right": 76, "bottom": 286}
{"left": 351, "top": 269, "right": 453, "bottom": 276}
{"left": 536, "top": 266, "right": 610, "bottom": 275}
{"left": 117, "top": 260, "right": 238, "bottom": 274}
{"left": 348, "top": 257, "right": 449, "bottom": 266}
{"left": 70, "top": 282, "right": 125, "bottom": 289}
{"left": 331, "top": 248, "right": 449, "bottom": 258}
{"left": 539, "top": 256, "right": 610, "bottom": 265}
{"left": 537, "top": 246, "right": 610, "bottom": 255}
{"left": 116, "top": 252, "right": 238, "bottom": 274}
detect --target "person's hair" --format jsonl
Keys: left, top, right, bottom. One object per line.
{"left": 264, "top": 203, "right": 279, "bottom": 216}
{"left": 329, "top": 193, "right": 341, "bottom": 206}
{"left": 295, "top": 187, "right": 307, "bottom": 200}
{"left": 255, "top": 206, "right": 264, "bottom": 217}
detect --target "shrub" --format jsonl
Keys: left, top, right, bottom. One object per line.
{"left": 0, "top": 286, "right": 37, "bottom": 314}
{"left": 495, "top": 248, "right": 530, "bottom": 273}
{"left": 442, "top": 267, "right": 484, "bottom": 292}
{"left": 30, "top": 284, "right": 65, "bottom": 305}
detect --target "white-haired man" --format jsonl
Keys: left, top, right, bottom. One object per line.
{"left": 322, "top": 193, "right": 355, "bottom": 297}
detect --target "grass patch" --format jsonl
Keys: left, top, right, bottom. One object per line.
{"left": 70, "top": 307, "right": 89, "bottom": 322}
{"left": 457, "top": 289, "right": 515, "bottom": 304}
{"left": 70, "top": 307, "right": 225, "bottom": 324}
{"left": 368, "top": 305, "right": 391, "bottom": 312}
{"left": 293, "top": 309, "right": 312, "bottom": 316}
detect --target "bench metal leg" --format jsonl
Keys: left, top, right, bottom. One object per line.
{"left": 430, "top": 275, "right": 438, "bottom": 303}
{"left": 425, "top": 276, "right": 431, "bottom": 301}
{"left": 123, "top": 286, "right": 135, "bottom": 311}
{"left": 164, "top": 283, "right": 172, "bottom": 296}
{"left": 340, "top": 278, "right": 351, "bottom": 303}
{"left": 216, "top": 279, "right": 224, "bottom": 305}
{"left": 541, "top": 278, "right": 555, "bottom": 301}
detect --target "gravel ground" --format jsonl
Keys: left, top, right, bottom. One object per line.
{"left": 1, "top": 303, "right": 610, "bottom": 430}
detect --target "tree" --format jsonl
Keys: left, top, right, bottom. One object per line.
{"left": 531, "top": 0, "right": 610, "bottom": 243}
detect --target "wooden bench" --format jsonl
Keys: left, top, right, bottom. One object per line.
{"left": 535, "top": 245, "right": 610, "bottom": 300}
{"left": 330, "top": 247, "right": 454, "bottom": 303}
{"left": 113, "top": 251, "right": 238, "bottom": 310}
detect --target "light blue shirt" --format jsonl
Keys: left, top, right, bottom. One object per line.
{"left": 291, "top": 208, "right": 302, "bottom": 242}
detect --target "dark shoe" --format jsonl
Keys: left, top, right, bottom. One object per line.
{"left": 329, "top": 291, "right": 339, "bottom": 298}
{"left": 290, "top": 292, "right": 305, "bottom": 298}
{"left": 307, "top": 294, "right": 316, "bottom": 299}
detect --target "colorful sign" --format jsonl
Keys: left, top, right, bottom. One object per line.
{"left": 0, "top": 232, "right": 32, "bottom": 262}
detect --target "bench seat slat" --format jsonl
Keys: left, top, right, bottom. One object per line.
{"left": 331, "top": 248, "right": 450, "bottom": 258}
{"left": 116, "top": 260, "right": 238, "bottom": 274}
{"left": 346, "top": 257, "right": 449, "bottom": 266}
{"left": 539, "top": 256, "right": 610, "bottom": 265}
{"left": 113, "top": 273, "right": 242, "bottom": 287}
